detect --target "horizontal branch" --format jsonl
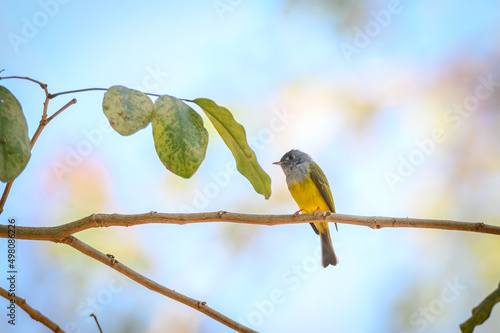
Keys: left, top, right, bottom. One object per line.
{"left": 61, "top": 235, "right": 257, "bottom": 333}
{"left": 1, "top": 211, "right": 497, "bottom": 333}
{"left": 0, "top": 211, "right": 498, "bottom": 242}
{"left": 0, "top": 286, "right": 64, "bottom": 332}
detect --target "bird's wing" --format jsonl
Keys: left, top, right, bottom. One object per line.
{"left": 310, "top": 162, "right": 336, "bottom": 213}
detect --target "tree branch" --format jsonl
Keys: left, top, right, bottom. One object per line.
{"left": 0, "top": 182, "right": 14, "bottom": 215}
{"left": 0, "top": 286, "right": 65, "bottom": 332}
{"left": 61, "top": 235, "right": 257, "bottom": 333}
{"left": 90, "top": 313, "right": 103, "bottom": 333}
{"left": 0, "top": 212, "right": 495, "bottom": 332}
{"left": 0, "top": 75, "right": 50, "bottom": 214}
{"left": 0, "top": 75, "right": 49, "bottom": 93}
{"left": 0, "top": 82, "right": 76, "bottom": 214}
{"left": 0, "top": 98, "right": 77, "bottom": 214}
{"left": 0, "top": 211, "right": 497, "bottom": 241}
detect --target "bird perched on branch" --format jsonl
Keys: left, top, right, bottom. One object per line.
{"left": 274, "top": 149, "right": 338, "bottom": 267}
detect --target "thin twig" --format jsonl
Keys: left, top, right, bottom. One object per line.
{"left": 47, "top": 98, "right": 77, "bottom": 122}
{"left": 0, "top": 98, "right": 77, "bottom": 213}
{"left": 0, "top": 182, "right": 13, "bottom": 215}
{"left": 62, "top": 235, "right": 257, "bottom": 333}
{"left": 31, "top": 98, "right": 77, "bottom": 148}
{"left": 48, "top": 87, "right": 162, "bottom": 99}
{"left": 0, "top": 75, "right": 51, "bottom": 214}
{"left": 0, "top": 212, "right": 497, "bottom": 242}
{"left": 90, "top": 313, "right": 103, "bottom": 333}
{"left": 0, "top": 80, "right": 76, "bottom": 213}
{"left": 0, "top": 75, "right": 48, "bottom": 92}
{"left": 0, "top": 286, "right": 65, "bottom": 332}
{"left": 48, "top": 88, "right": 107, "bottom": 99}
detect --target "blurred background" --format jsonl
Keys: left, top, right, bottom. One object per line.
{"left": 1, "top": 0, "right": 500, "bottom": 332}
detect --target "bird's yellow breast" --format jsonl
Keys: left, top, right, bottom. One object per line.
{"left": 288, "top": 176, "right": 330, "bottom": 214}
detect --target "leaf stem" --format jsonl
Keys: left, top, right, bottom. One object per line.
{"left": 48, "top": 87, "right": 107, "bottom": 99}
{"left": 49, "top": 87, "right": 163, "bottom": 99}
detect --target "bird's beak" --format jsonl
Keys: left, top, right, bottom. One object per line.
{"left": 273, "top": 161, "right": 283, "bottom": 165}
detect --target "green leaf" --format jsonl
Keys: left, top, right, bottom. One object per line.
{"left": 460, "top": 282, "right": 500, "bottom": 333}
{"left": 193, "top": 98, "right": 271, "bottom": 199}
{"left": 0, "top": 86, "right": 31, "bottom": 182}
{"left": 103, "top": 85, "right": 154, "bottom": 135}
{"left": 152, "top": 96, "right": 208, "bottom": 178}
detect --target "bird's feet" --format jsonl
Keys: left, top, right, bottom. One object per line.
{"left": 312, "top": 207, "right": 320, "bottom": 216}
{"left": 293, "top": 209, "right": 304, "bottom": 217}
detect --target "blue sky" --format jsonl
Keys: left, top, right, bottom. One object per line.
{"left": 1, "top": 1, "right": 500, "bottom": 332}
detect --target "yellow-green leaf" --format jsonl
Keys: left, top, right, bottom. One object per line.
{"left": 460, "top": 282, "right": 500, "bottom": 333}
{"left": 193, "top": 98, "right": 271, "bottom": 199}
{"left": 0, "top": 86, "right": 31, "bottom": 182}
{"left": 152, "top": 96, "right": 208, "bottom": 178}
{"left": 103, "top": 85, "right": 153, "bottom": 136}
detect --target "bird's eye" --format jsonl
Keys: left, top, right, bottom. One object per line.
{"left": 287, "top": 154, "right": 294, "bottom": 160}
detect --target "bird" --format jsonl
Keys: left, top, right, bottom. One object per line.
{"left": 274, "top": 149, "right": 338, "bottom": 267}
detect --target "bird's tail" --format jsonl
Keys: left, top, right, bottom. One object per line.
{"left": 320, "top": 226, "right": 338, "bottom": 267}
